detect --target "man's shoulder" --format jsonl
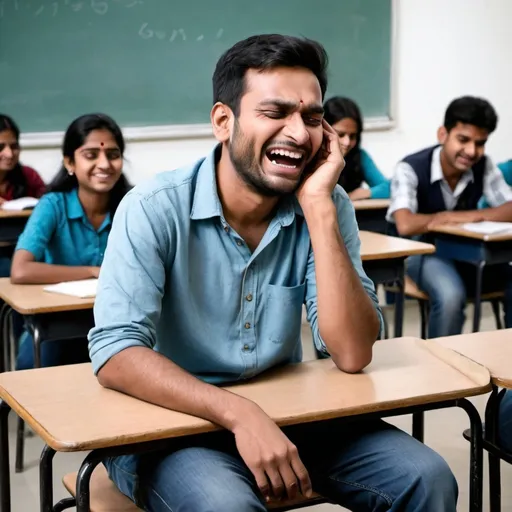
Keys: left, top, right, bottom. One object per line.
{"left": 129, "top": 158, "right": 205, "bottom": 201}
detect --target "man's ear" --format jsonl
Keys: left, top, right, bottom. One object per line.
{"left": 437, "top": 126, "right": 448, "bottom": 145}
{"left": 211, "top": 102, "right": 234, "bottom": 143}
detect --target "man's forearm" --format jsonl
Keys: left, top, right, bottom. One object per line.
{"left": 303, "top": 200, "right": 379, "bottom": 373}
{"left": 97, "top": 346, "right": 254, "bottom": 432}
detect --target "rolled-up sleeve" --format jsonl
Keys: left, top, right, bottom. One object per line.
{"left": 304, "top": 187, "right": 384, "bottom": 355}
{"left": 386, "top": 162, "right": 419, "bottom": 222}
{"left": 88, "top": 191, "right": 173, "bottom": 374}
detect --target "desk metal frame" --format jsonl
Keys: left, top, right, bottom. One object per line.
{"left": 434, "top": 234, "right": 512, "bottom": 332}
{"left": 0, "top": 397, "right": 484, "bottom": 512}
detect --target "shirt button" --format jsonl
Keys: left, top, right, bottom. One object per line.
{"left": 223, "top": 226, "right": 229, "bottom": 233}
{"left": 236, "top": 240, "right": 243, "bottom": 246}
{"left": 243, "top": 344, "right": 250, "bottom": 351}
{"left": 244, "top": 322, "right": 251, "bottom": 329}
{"left": 246, "top": 294, "right": 253, "bottom": 302}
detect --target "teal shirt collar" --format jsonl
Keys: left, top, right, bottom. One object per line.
{"left": 64, "top": 188, "right": 111, "bottom": 232}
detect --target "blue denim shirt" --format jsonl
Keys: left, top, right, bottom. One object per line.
{"left": 15, "top": 189, "right": 111, "bottom": 265}
{"left": 89, "top": 147, "right": 383, "bottom": 382}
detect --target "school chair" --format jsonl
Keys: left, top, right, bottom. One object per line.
{"left": 62, "top": 465, "right": 331, "bottom": 511}
{"left": 385, "top": 276, "right": 504, "bottom": 339}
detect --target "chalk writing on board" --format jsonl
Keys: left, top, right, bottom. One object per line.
{"left": 0, "top": 0, "right": 143, "bottom": 18}
{"left": 138, "top": 23, "right": 224, "bottom": 43}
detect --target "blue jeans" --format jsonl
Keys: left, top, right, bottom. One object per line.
{"left": 407, "top": 255, "right": 512, "bottom": 338}
{"left": 499, "top": 390, "right": 512, "bottom": 453}
{"left": 16, "top": 330, "right": 89, "bottom": 370}
{"left": 104, "top": 419, "right": 457, "bottom": 511}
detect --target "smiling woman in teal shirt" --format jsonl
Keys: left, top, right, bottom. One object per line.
{"left": 12, "top": 113, "right": 131, "bottom": 370}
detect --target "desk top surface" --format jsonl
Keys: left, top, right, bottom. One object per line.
{"left": 353, "top": 199, "right": 391, "bottom": 211}
{"left": 435, "top": 329, "right": 512, "bottom": 388}
{"left": 359, "top": 231, "right": 435, "bottom": 261}
{"left": 431, "top": 224, "right": 512, "bottom": 242}
{"left": 0, "top": 337, "right": 490, "bottom": 452}
{"left": 0, "top": 278, "right": 94, "bottom": 314}
{"left": 0, "top": 210, "right": 32, "bottom": 219}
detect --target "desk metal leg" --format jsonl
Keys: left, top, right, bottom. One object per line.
{"left": 412, "top": 412, "right": 424, "bottom": 443}
{"left": 0, "top": 304, "right": 9, "bottom": 374}
{"left": 0, "top": 401, "right": 11, "bottom": 512}
{"left": 394, "top": 269, "right": 405, "bottom": 338}
{"left": 39, "top": 445, "right": 55, "bottom": 512}
{"left": 457, "top": 398, "right": 484, "bottom": 512}
{"left": 472, "top": 261, "right": 486, "bottom": 333}
{"left": 76, "top": 452, "right": 103, "bottom": 512}
{"left": 485, "top": 387, "right": 505, "bottom": 512}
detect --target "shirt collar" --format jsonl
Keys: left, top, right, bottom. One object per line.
{"left": 190, "top": 145, "right": 304, "bottom": 226}
{"left": 64, "top": 188, "right": 111, "bottom": 231}
{"left": 431, "top": 145, "right": 474, "bottom": 184}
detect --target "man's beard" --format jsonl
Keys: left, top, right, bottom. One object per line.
{"left": 228, "top": 120, "right": 301, "bottom": 197}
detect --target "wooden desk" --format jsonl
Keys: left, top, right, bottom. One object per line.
{"left": 430, "top": 225, "right": 512, "bottom": 332}
{"left": 0, "top": 210, "right": 31, "bottom": 244}
{"left": 0, "top": 278, "right": 94, "bottom": 370}
{"left": 353, "top": 199, "right": 390, "bottom": 234}
{"left": 359, "top": 231, "right": 435, "bottom": 337}
{"left": 436, "top": 330, "right": 512, "bottom": 511}
{"left": 0, "top": 337, "right": 489, "bottom": 511}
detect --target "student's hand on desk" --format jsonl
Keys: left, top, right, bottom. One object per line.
{"left": 89, "top": 266, "right": 101, "bottom": 278}
{"left": 296, "top": 120, "right": 344, "bottom": 209}
{"left": 348, "top": 188, "right": 371, "bottom": 201}
{"left": 428, "top": 210, "right": 484, "bottom": 230}
{"left": 232, "top": 401, "right": 312, "bottom": 503}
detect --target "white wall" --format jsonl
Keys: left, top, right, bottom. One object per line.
{"left": 19, "top": 0, "right": 512, "bottom": 185}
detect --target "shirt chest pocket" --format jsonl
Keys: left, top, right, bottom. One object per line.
{"left": 263, "top": 283, "right": 305, "bottom": 345}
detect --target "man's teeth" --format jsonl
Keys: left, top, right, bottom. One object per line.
{"left": 271, "top": 160, "right": 297, "bottom": 169}
{"left": 268, "top": 149, "right": 302, "bottom": 159}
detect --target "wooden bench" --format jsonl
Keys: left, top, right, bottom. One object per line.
{"left": 386, "top": 276, "right": 504, "bottom": 338}
{"left": 63, "top": 466, "right": 327, "bottom": 511}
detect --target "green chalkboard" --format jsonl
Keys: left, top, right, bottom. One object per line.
{"left": 0, "top": 0, "right": 392, "bottom": 133}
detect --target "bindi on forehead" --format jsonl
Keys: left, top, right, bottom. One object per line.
{"left": 100, "top": 142, "right": 104, "bottom": 147}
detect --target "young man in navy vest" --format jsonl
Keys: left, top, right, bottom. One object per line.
{"left": 387, "top": 96, "right": 512, "bottom": 338}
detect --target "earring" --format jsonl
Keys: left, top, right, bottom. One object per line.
{"left": 67, "top": 170, "right": 74, "bottom": 176}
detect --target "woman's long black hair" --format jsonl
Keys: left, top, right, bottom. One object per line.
{"left": 46, "top": 113, "right": 131, "bottom": 216}
{"left": 0, "top": 114, "right": 29, "bottom": 199}
{"left": 323, "top": 97, "right": 364, "bottom": 193}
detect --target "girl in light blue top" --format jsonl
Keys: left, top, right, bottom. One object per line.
{"left": 11, "top": 113, "right": 131, "bottom": 369}
{"left": 324, "top": 97, "right": 390, "bottom": 200}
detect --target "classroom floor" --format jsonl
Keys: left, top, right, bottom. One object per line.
{"left": 6, "top": 301, "right": 512, "bottom": 511}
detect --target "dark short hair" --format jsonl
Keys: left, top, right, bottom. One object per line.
{"left": 213, "top": 34, "right": 328, "bottom": 116}
{"left": 444, "top": 96, "right": 498, "bottom": 133}
{"left": 47, "top": 113, "right": 131, "bottom": 216}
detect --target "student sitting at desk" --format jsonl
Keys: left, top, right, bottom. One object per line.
{"left": 0, "top": 114, "right": 46, "bottom": 277}
{"left": 323, "top": 96, "right": 390, "bottom": 201}
{"left": 387, "top": 96, "right": 512, "bottom": 338}
{"left": 89, "top": 35, "right": 457, "bottom": 511}
{"left": 10, "top": 113, "right": 131, "bottom": 369}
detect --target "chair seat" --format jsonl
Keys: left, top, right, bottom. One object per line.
{"left": 63, "top": 465, "right": 326, "bottom": 511}
{"left": 385, "top": 276, "right": 505, "bottom": 303}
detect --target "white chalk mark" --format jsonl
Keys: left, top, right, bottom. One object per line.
{"left": 0, "top": 2, "right": 4, "bottom": 19}
{"left": 178, "top": 28, "right": 186, "bottom": 41}
{"left": 126, "top": 0, "right": 143, "bottom": 7}
{"left": 196, "top": 35, "right": 204, "bottom": 41}
{"left": 155, "top": 31, "right": 166, "bottom": 40}
{"left": 52, "top": 1, "right": 58, "bottom": 16}
{"left": 169, "top": 30, "right": 177, "bottom": 42}
{"left": 91, "top": 0, "right": 108, "bottom": 15}
{"left": 14, "top": 0, "right": 18, "bottom": 11}
{"left": 216, "top": 28, "right": 224, "bottom": 39}
{"left": 139, "top": 22, "right": 153, "bottom": 39}
{"left": 34, "top": 4, "right": 44, "bottom": 15}
{"left": 71, "top": 2, "right": 83, "bottom": 12}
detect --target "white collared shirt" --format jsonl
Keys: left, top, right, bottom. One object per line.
{"left": 387, "top": 146, "right": 512, "bottom": 222}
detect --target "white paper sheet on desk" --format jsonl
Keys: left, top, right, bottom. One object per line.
{"left": 462, "top": 221, "right": 512, "bottom": 235}
{"left": 43, "top": 279, "right": 98, "bottom": 298}
{"left": 0, "top": 197, "right": 39, "bottom": 211}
